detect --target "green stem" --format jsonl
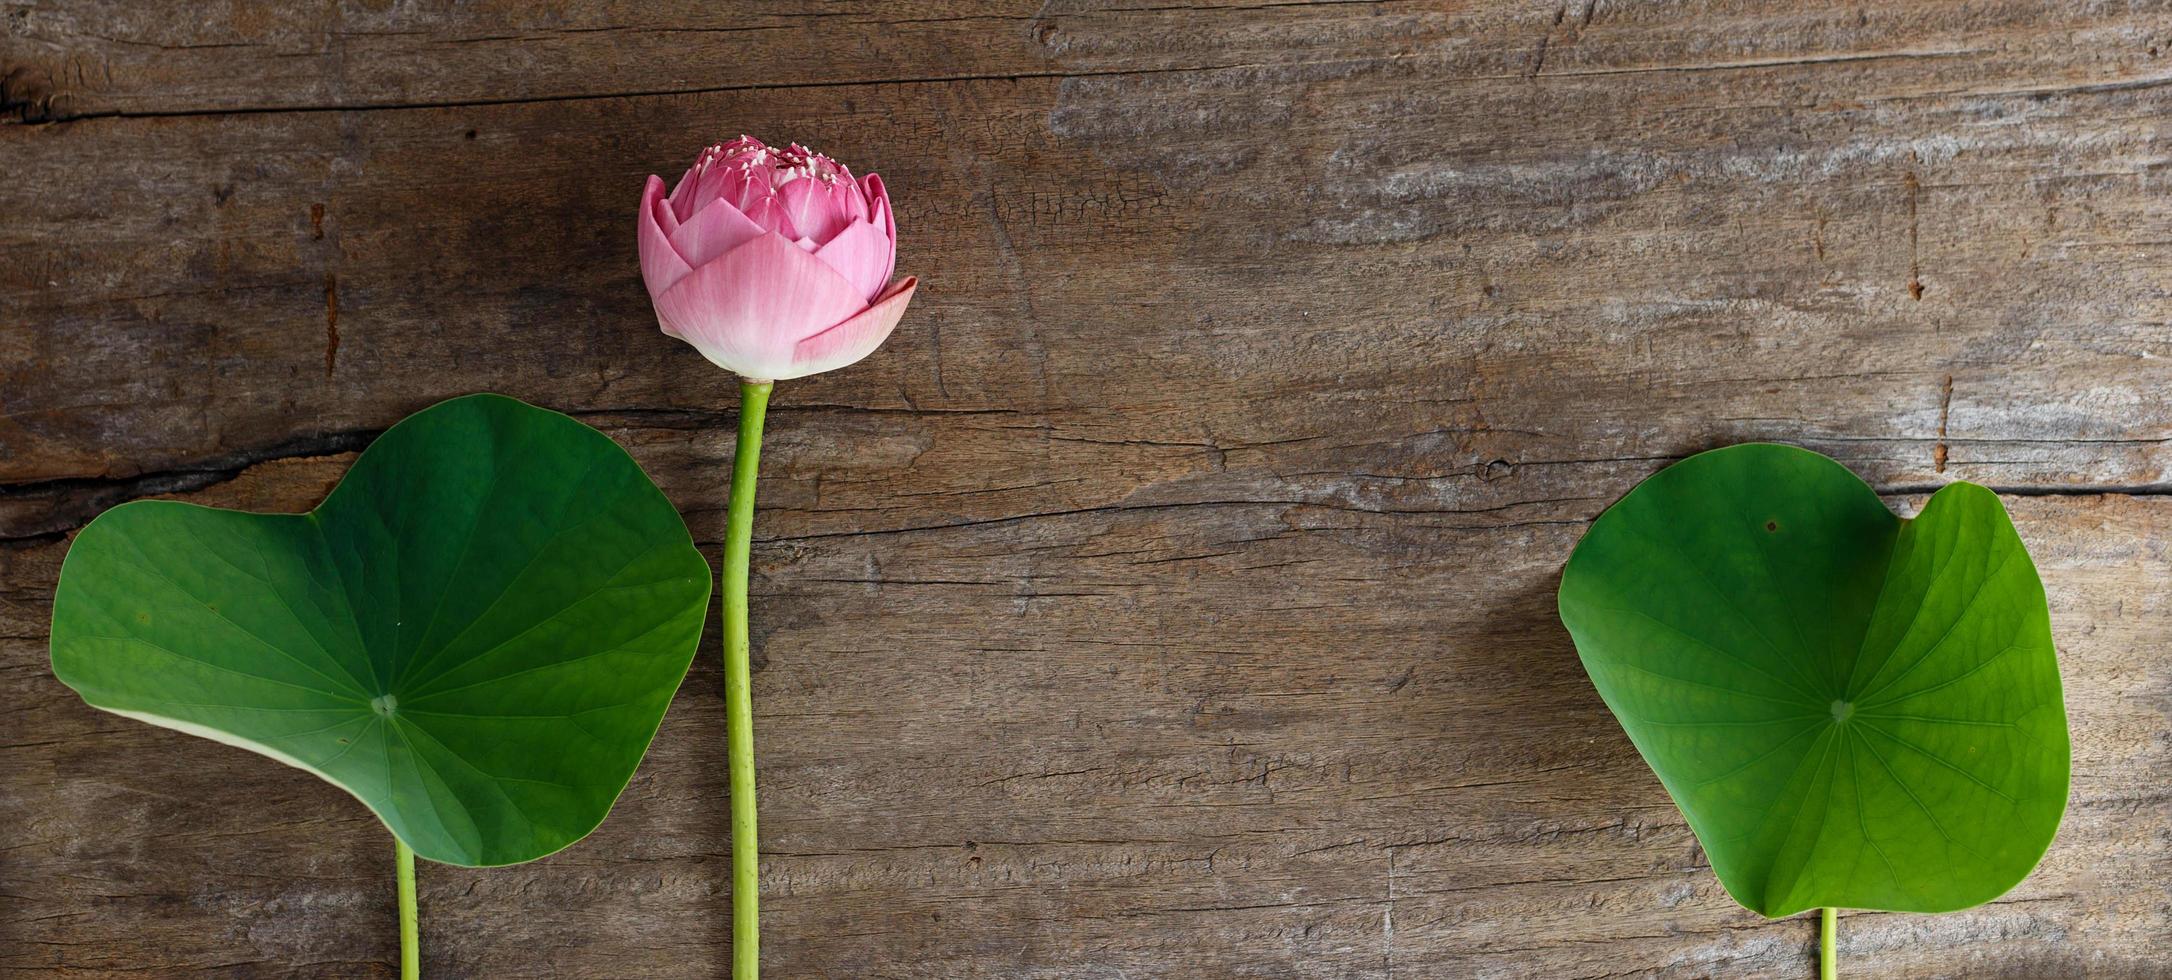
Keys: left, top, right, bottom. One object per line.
{"left": 1820, "top": 907, "right": 1836, "bottom": 980}
{"left": 395, "top": 838, "right": 419, "bottom": 980}
{"left": 724, "top": 379, "right": 772, "bottom": 980}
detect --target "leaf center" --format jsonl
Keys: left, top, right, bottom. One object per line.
{"left": 1828, "top": 699, "right": 1854, "bottom": 723}
{"left": 371, "top": 694, "right": 401, "bottom": 717}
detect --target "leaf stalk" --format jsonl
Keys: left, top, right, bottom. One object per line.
{"left": 725, "top": 379, "right": 773, "bottom": 979}
{"left": 396, "top": 838, "right": 419, "bottom": 980}
{"left": 1820, "top": 907, "right": 1837, "bottom": 980}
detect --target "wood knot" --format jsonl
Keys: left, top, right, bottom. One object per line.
{"left": 2, "top": 65, "right": 60, "bottom": 124}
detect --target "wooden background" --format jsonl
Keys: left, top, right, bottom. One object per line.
{"left": 4, "top": 1, "right": 2169, "bottom": 976}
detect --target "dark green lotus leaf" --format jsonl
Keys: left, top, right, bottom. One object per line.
{"left": 1558, "top": 444, "right": 2068, "bottom": 917}
{"left": 51, "top": 394, "right": 711, "bottom": 867}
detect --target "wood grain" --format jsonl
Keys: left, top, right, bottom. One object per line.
{"left": 4, "top": 1, "right": 2170, "bottom": 976}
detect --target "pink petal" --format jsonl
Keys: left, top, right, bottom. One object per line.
{"left": 652, "top": 232, "right": 869, "bottom": 380}
{"left": 811, "top": 218, "right": 893, "bottom": 301}
{"left": 638, "top": 176, "right": 694, "bottom": 300}
{"left": 724, "top": 166, "right": 770, "bottom": 215}
{"left": 668, "top": 161, "right": 706, "bottom": 222}
{"left": 862, "top": 174, "right": 894, "bottom": 242}
{"left": 736, "top": 191, "right": 798, "bottom": 240}
{"left": 862, "top": 174, "right": 896, "bottom": 284}
{"left": 778, "top": 177, "right": 849, "bottom": 245}
{"left": 785, "top": 276, "right": 917, "bottom": 380}
{"left": 668, "top": 197, "right": 769, "bottom": 269}
{"left": 840, "top": 178, "right": 869, "bottom": 223}
{"left": 651, "top": 189, "right": 680, "bottom": 237}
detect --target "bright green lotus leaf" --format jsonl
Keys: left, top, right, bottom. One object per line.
{"left": 50, "top": 394, "right": 711, "bottom": 867}
{"left": 1558, "top": 444, "right": 2068, "bottom": 917}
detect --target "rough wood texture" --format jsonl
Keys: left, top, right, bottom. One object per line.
{"left": 5, "top": 1, "right": 2170, "bottom": 977}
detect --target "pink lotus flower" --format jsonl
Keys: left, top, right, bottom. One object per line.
{"left": 638, "top": 137, "right": 916, "bottom": 381}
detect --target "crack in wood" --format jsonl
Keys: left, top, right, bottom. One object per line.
{"left": 10, "top": 426, "right": 2172, "bottom": 546}
{"left": 0, "top": 430, "right": 378, "bottom": 542}
{"left": 323, "top": 272, "right": 339, "bottom": 378}
{"left": 1934, "top": 374, "right": 1953, "bottom": 472}
{"left": 1, "top": 47, "right": 2000, "bottom": 126}
{"left": 1905, "top": 167, "right": 1926, "bottom": 301}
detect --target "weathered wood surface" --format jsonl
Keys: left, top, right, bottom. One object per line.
{"left": 4, "top": 1, "right": 2170, "bottom": 976}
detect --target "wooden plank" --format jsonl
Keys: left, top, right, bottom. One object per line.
{"left": 3, "top": 7, "right": 2169, "bottom": 505}
{"left": 3, "top": 2, "right": 2164, "bottom": 119}
{"left": 4, "top": 463, "right": 2167, "bottom": 977}
{"left": 4, "top": 0, "right": 2170, "bottom": 976}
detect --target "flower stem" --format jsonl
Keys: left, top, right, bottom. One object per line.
{"left": 1820, "top": 907, "right": 1837, "bottom": 980}
{"left": 724, "top": 379, "right": 772, "bottom": 980}
{"left": 395, "top": 838, "right": 418, "bottom": 980}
